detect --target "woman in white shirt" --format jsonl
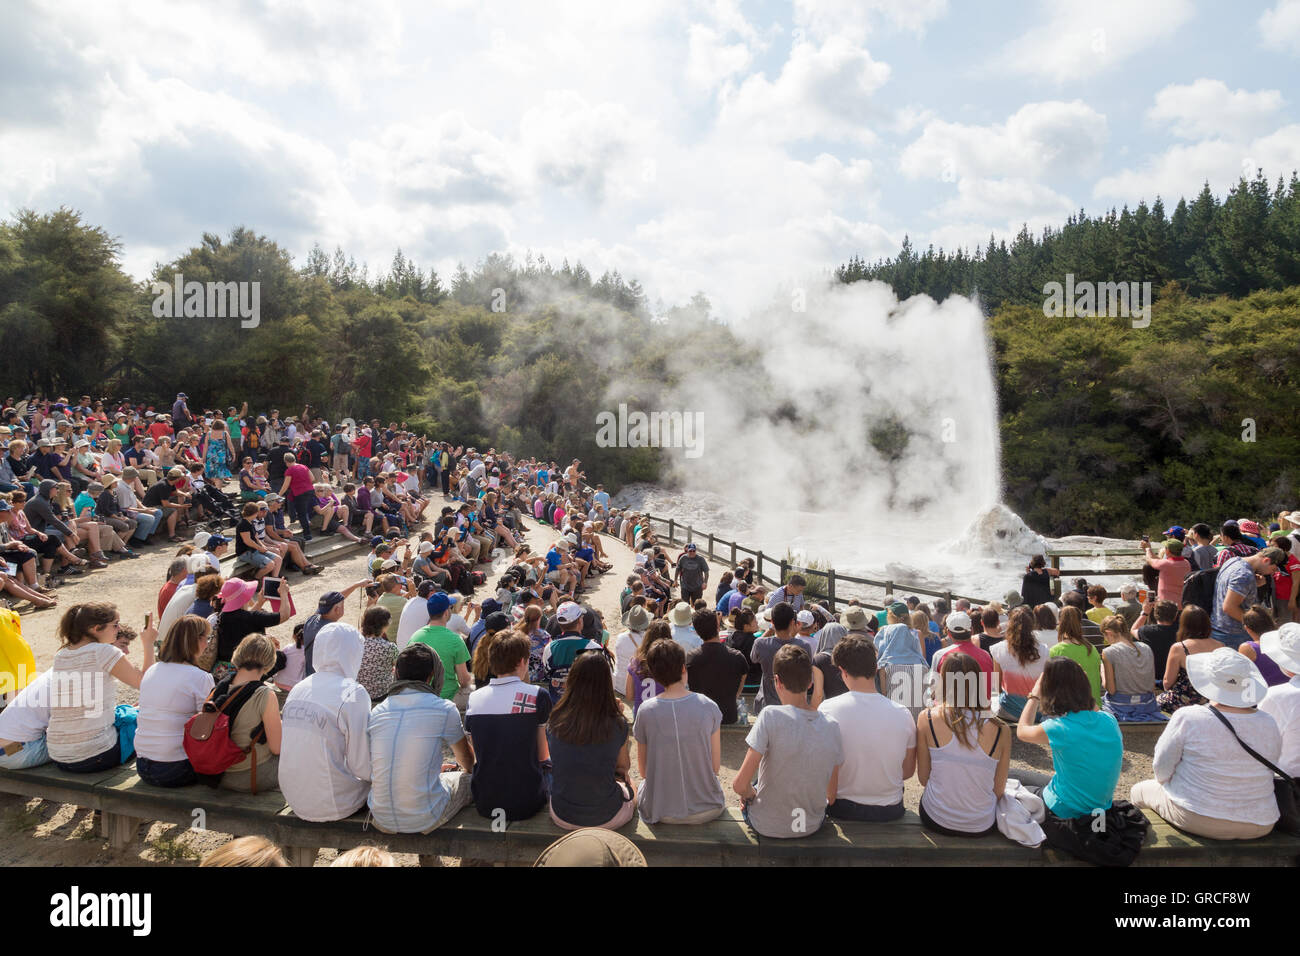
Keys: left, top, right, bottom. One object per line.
{"left": 1130, "top": 647, "right": 1280, "bottom": 839}
{"left": 135, "top": 615, "right": 214, "bottom": 786}
{"left": 48, "top": 602, "right": 156, "bottom": 772}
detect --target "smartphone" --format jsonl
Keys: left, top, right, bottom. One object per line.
{"left": 144, "top": 612, "right": 152, "bottom": 629}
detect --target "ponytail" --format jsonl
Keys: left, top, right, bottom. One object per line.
{"left": 57, "top": 602, "right": 118, "bottom": 648}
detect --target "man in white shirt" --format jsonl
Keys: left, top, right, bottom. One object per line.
{"left": 818, "top": 635, "right": 916, "bottom": 821}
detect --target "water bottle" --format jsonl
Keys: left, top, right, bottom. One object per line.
{"left": 735, "top": 696, "right": 749, "bottom": 727}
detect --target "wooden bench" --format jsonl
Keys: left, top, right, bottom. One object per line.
{"left": 1, "top": 763, "right": 1296, "bottom": 867}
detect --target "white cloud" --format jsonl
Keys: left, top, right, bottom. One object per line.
{"left": 717, "top": 37, "right": 891, "bottom": 145}
{"left": 933, "top": 177, "right": 1078, "bottom": 225}
{"left": 900, "top": 100, "right": 1108, "bottom": 182}
{"left": 1093, "top": 125, "right": 1300, "bottom": 201}
{"left": 1149, "top": 80, "right": 1284, "bottom": 140}
{"left": 685, "top": 24, "right": 754, "bottom": 91}
{"left": 793, "top": 0, "right": 949, "bottom": 43}
{"left": 1259, "top": 0, "right": 1300, "bottom": 51}
{"left": 999, "top": 0, "right": 1194, "bottom": 82}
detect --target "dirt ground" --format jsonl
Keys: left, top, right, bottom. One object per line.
{"left": 0, "top": 501, "right": 1156, "bottom": 866}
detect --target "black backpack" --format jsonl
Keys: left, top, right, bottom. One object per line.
{"left": 1181, "top": 566, "right": 1219, "bottom": 613}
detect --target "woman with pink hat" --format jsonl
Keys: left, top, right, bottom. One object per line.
{"left": 212, "top": 577, "right": 291, "bottom": 683}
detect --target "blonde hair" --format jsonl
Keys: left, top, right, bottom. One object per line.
{"left": 200, "top": 836, "right": 289, "bottom": 868}
{"left": 232, "top": 633, "right": 276, "bottom": 672}
{"left": 331, "top": 845, "right": 397, "bottom": 867}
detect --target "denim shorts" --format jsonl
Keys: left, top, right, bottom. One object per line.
{"left": 243, "top": 550, "right": 275, "bottom": 569}
{"left": 0, "top": 735, "right": 49, "bottom": 770}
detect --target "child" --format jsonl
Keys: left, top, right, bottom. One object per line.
{"left": 732, "top": 643, "right": 843, "bottom": 839}
{"left": 634, "top": 639, "right": 725, "bottom": 825}
{"left": 275, "top": 622, "right": 306, "bottom": 695}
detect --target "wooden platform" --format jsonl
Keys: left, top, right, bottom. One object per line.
{"left": 1, "top": 762, "right": 1295, "bottom": 867}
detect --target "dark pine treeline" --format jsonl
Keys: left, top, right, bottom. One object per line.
{"left": 837, "top": 171, "right": 1300, "bottom": 311}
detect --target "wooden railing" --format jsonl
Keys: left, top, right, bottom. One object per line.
{"left": 631, "top": 513, "right": 1145, "bottom": 610}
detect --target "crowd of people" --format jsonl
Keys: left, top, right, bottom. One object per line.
{"left": 0, "top": 392, "right": 1298, "bottom": 864}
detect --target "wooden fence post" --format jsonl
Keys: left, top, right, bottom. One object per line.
{"left": 779, "top": 558, "right": 788, "bottom": 587}
{"left": 1051, "top": 554, "right": 1061, "bottom": 597}
{"left": 707, "top": 532, "right": 714, "bottom": 560}
{"left": 885, "top": 580, "right": 894, "bottom": 599}
{"left": 667, "top": 518, "right": 674, "bottom": 545}
{"left": 827, "top": 568, "right": 836, "bottom": 610}
{"left": 730, "top": 542, "right": 737, "bottom": 567}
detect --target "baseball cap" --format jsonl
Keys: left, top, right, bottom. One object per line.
{"left": 369, "top": 535, "right": 385, "bottom": 548}
{"left": 317, "top": 591, "right": 346, "bottom": 613}
{"left": 685, "top": 542, "right": 697, "bottom": 552}
{"left": 796, "top": 609, "right": 816, "bottom": 628}
{"left": 426, "top": 591, "right": 460, "bottom": 617}
{"left": 484, "top": 611, "right": 511, "bottom": 633}
{"left": 418, "top": 541, "right": 434, "bottom": 554}
{"left": 945, "top": 610, "right": 972, "bottom": 633}
{"left": 887, "top": 601, "right": 908, "bottom": 618}
{"left": 265, "top": 493, "right": 283, "bottom": 503}
{"left": 206, "top": 534, "right": 229, "bottom": 547}
{"left": 1162, "top": 525, "right": 1186, "bottom": 540}
{"left": 557, "top": 601, "right": 584, "bottom": 625}
{"left": 380, "top": 558, "right": 400, "bottom": 570}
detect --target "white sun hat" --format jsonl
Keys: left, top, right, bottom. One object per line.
{"left": 1186, "top": 646, "right": 1269, "bottom": 709}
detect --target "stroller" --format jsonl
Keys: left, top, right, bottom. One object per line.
{"left": 194, "top": 483, "right": 242, "bottom": 532}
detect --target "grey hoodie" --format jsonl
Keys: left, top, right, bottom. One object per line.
{"left": 23, "top": 479, "right": 71, "bottom": 536}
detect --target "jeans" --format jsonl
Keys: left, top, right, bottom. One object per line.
{"left": 131, "top": 509, "right": 163, "bottom": 541}
{"left": 0, "top": 735, "right": 49, "bottom": 770}
{"left": 291, "top": 492, "right": 315, "bottom": 539}
{"left": 136, "top": 755, "right": 197, "bottom": 787}
{"left": 1212, "top": 627, "right": 1247, "bottom": 650}
{"left": 55, "top": 739, "right": 121, "bottom": 773}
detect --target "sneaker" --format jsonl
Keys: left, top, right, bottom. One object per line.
{"left": 116, "top": 550, "right": 141, "bottom": 559}
{"left": 87, "top": 558, "right": 109, "bottom": 569}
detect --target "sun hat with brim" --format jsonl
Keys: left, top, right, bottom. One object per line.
{"left": 669, "top": 602, "right": 693, "bottom": 627}
{"left": 1186, "top": 646, "right": 1269, "bottom": 708}
{"left": 622, "top": 605, "right": 652, "bottom": 632}
{"left": 218, "top": 578, "right": 259, "bottom": 611}
{"left": 840, "top": 606, "right": 870, "bottom": 630}
{"left": 1261, "top": 623, "right": 1300, "bottom": 677}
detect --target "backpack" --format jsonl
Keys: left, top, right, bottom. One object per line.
{"left": 183, "top": 681, "right": 263, "bottom": 791}
{"left": 1181, "top": 566, "right": 1219, "bottom": 613}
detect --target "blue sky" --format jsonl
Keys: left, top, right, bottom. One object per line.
{"left": 3, "top": 0, "right": 1299, "bottom": 317}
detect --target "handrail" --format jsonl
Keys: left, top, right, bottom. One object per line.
{"left": 624, "top": 511, "right": 1145, "bottom": 609}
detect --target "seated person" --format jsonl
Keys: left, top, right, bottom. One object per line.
{"left": 218, "top": 634, "right": 283, "bottom": 793}
{"left": 134, "top": 615, "right": 215, "bottom": 787}
{"left": 465, "top": 632, "right": 552, "bottom": 822}
{"left": 916, "top": 652, "right": 1011, "bottom": 837}
{"left": 1130, "top": 647, "right": 1280, "bottom": 840}
{"left": 819, "top": 636, "right": 916, "bottom": 821}
{"left": 279, "top": 622, "right": 372, "bottom": 821}
{"left": 1016, "top": 657, "right": 1123, "bottom": 824}
{"left": 368, "top": 643, "right": 475, "bottom": 833}
{"left": 634, "top": 638, "right": 725, "bottom": 825}
{"left": 732, "top": 643, "right": 844, "bottom": 839}
{"left": 1099, "top": 614, "right": 1163, "bottom": 720}
{"left": 0, "top": 667, "right": 53, "bottom": 770}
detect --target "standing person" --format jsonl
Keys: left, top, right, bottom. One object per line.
{"left": 329, "top": 425, "right": 352, "bottom": 481}
{"left": 819, "top": 636, "right": 915, "bottom": 822}
{"left": 1185, "top": 523, "right": 1218, "bottom": 573}
{"left": 1049, "top": 606, "right": 1103, "bottom": 708}
{"left": 465, "top": 633, "right": 552, "bottom": 823}
{"left": 367, "top": 643, "right": 475, "bottom": 834}
{"left": 634, "top": 639, "right": 726, "bottom": 825}
{"left": 204, "top": 420, "right": 236, "bottom": 481}
{"left": 732, "top": 644, "right": 843, "bottom": 839}
{"left": 766, "top": 575, "right": 806, "bottom": 612}
{"left": 686, "top": 609, "right": 749, "bottom": 725}
{"left": 1268, "top": 535, "right": 1300, "bottom": 625}
{"left": 1131, "top": 648, "right": 1280, "bottom": 840}
{"left": 547, "top": 652, "right": 636, "bottom": 830}
{"left": 1143, "top": 538, "right": 1190, "bottom": 606}
{"left": 1021, "top": 554, "right": 1059, "bottom": 608}
{"left": 1016, "top": 657, "right": 1124, "bottom": 825}
{"left": 675, "top": 543, "right": 709, "bottom": 606}
{"left": 278, "top": 453, "right": 317, "bottom": 541}
{"left": 915, "top": 652, "right": 1011, "bottom": 837}
{"left": 279, "top": 622, "right": 372, "bottom": 822}
{"left": 47, "top": 603, "right": 157, "bottom": 772}
{"left": 1212, "top": 548, "right": 1285, "bottom": 649}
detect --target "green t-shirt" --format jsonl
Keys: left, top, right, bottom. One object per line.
{"left": 1049, "top": 641, "right": 1103, "bottom": 706}
{"left": 410, "top": 624, "right": 470, "bottom": 699}
{"left": 226, "top": 416, "right": 242, "bottom": 440}
{"left": 376, "top": 591, "right": 407, "bottom": 621}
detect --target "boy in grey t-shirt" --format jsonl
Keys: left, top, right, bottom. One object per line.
{"left": 634, "top": 640, "right": 725, "bottom": 824}
{"left": 733, "top": 643, "right": 843, "bottom": 839}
